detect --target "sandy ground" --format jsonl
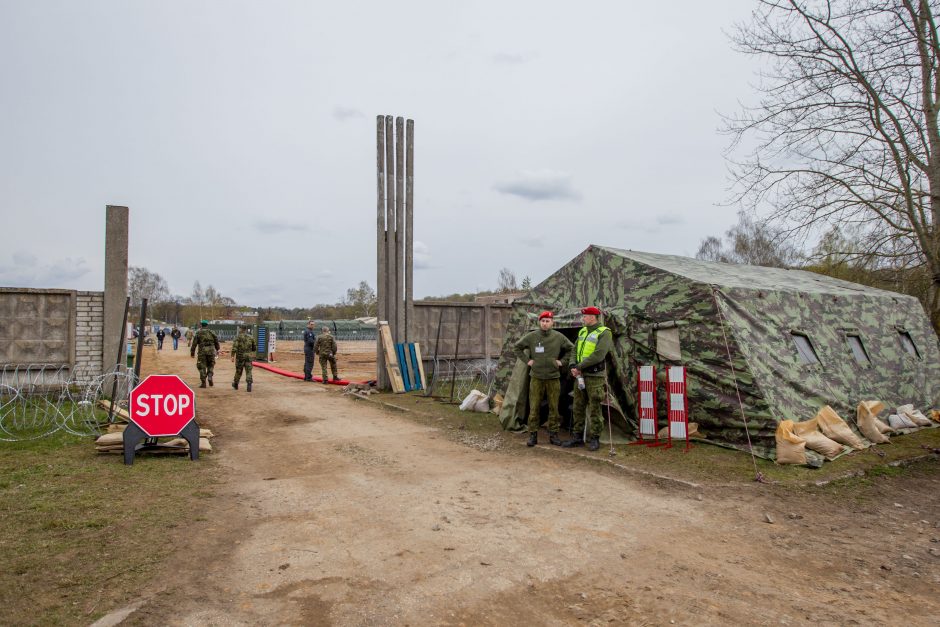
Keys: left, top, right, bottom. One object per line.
{"left": 110, "top": 345, "right": 940, "bottom": 626}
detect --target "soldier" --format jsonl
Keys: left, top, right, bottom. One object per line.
{"left": 230, "top": 326, "right": 257, "bottom": 392}
{"left": 184, "top": 326, "right": 195, "bottom": 347}
{"left": 302, "top": 321, "right": 317, "bottom": 381}
{"left": 513, "top": 310, "right": 573, "bottom": 447}
{"left": 563, "top": 306, "right": 613, "bottom": 451}
{"left": 313, "top": 326, "right": 339, "bottom": 383}
{"left": 190, "top": 320, "right": 220, "bottom": 388}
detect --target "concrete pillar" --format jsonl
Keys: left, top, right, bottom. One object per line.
{"left": 103, "top": 205, "right": 129, "bottom": 373}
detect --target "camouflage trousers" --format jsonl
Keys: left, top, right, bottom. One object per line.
{"left": 320, "top": 355, "right": 338, "bottom": 380}
{"left": 527, "top": 377, "right": 561, "bottom": 434}
{"left": 233, "top": 357, "right": 253, "bottom": 384}
{"left": 196, "top": 352, "right": 216, "bottom": 383}
{"left": 571, "top": 376, "right": 605, "bottom": 439}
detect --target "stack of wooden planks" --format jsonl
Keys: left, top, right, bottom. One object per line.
{"left": 378, "top": 321, "right": 427, "bottom": 393}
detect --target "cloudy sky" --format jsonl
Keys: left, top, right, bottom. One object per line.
{"left": 0, "top": 0, "right": 760, "bottom": 307}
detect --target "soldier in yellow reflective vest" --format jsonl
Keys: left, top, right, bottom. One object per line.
{"left": 562, "top": 306, "right": 612, "bottom": 451}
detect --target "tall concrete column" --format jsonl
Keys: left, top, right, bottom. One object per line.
{"left": 103, "top": 205, "right": 129, "bottom": 372}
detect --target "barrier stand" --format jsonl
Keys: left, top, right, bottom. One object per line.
{"left": 663, "top": 365, "right": 692, "bottom": 452}
{"left": 630, "top": 365, "right": 660, "bottom": 446}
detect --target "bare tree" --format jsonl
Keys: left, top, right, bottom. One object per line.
{"left": 497, "top": 267, "right": 518, "bottom": 293}
{"left": 344, "top": 281, "right": 377, "bottom": 317}
{"left": 725, "top": 0, "right": 940, "bottom": 330}
{"left": 128, "top": 266, "right": 170, "bottom": 307}
{"left": 696, "top": 212, "right": 803, "bottom": 267}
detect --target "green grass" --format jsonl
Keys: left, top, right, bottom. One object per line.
{"left": 0, "top": 428, "right": 219, "bottom": 625}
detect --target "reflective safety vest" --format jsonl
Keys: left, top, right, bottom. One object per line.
{"left": 576, "top": 326, "right": 610, "bottom": 362}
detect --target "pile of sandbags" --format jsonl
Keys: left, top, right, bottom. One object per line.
{"left": 887, "top": 404, "right": 934, "bottom": 430}
{"left": 94, "top": 424, "right": 214, "bottom": 454}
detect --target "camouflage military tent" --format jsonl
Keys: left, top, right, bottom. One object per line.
{"left": 495, "top": 245, "right": 940, "bottom": 458}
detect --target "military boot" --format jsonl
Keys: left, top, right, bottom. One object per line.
{"left": 208, "top": 376, "right": 213, "bottom": 387}
{"left": 232, "top": 381, "right": 238, "bottom": 390}
{"left": 526, "top": 432, "right": 538, "bottom": 447}
{"left": 549, "top": 431, "right": 562, "bottom": 446}
{"left": 561, "top": 436, "right": 583, "bottom": 448}
{"left": 247, "top": 382, "right": 252, "bottom": 393}
{"left": 587, "top": 436, "right": 600, "bottom": 451}
{"left": 199, "top": 380, "right": 207, "bottom": 389}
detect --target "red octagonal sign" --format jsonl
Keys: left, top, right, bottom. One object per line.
{"left": 129, "top": 375, "right": 197, "bottom": 437}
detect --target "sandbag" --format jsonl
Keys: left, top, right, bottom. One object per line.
{"left": 801, "top": 430, "right": 844, "bottom": 459}
{"left": 95, "top": 432, "right": 124, "bottom": 446}
{"left": 657, "top": 422, "right": 702, "bottom": 440}
{"left": 888, "top": 414, "right": 916, "bottom": 429}
{"left": 898, "top": 404, "right": 932, "bottom": 427}
{"left": 490, "top": 393, "right": 504, "bottom": 415}
{"left": 932, "top": 410, "right": 940, "bottom": 423}
{"left": 775, "top": 420, "right": 807, "bottom": 465}
{"left": 459, "top": 389, "right": 489, "bottom": 412}
{"left": 875, "top": 418, "right": 893, "bottom": 434}
{"left": 857, "top": 401, "right": 890, "bottom": 444}
{"left": 791, "top": 419, "right": 818, "bottom": 436}
{"left": 814, "top": 405, "right": 865, "bottom": 450}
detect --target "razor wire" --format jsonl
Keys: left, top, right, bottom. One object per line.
{"left": 427, "top": 358, "right": 498, "bottom": 402}
{"left": 0, "top": 364, "right": 137, "bottom": 442}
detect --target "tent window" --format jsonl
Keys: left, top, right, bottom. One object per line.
{"left": 845, "top": 334, "right": 870, "bottom": 365}
{"left": 898, "top": 330, "right": 921, "bottom": 359}
{"left": 656, "top": 327, "right": 682, "bottom": 361}
{"left": 791, "top": 332, "right": 820, "bottom": 365}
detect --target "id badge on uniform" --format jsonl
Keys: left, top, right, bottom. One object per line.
{"left": 535, "top": 344, "right": 545, "bottom": 354}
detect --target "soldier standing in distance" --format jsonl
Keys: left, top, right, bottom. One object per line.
{"left": 231, "top": 326, "right": 257, "bottom": 392}
{"left": 185, "top": 327, "right": 194, "bottom": 347}
{"left": 314, "top": 326, "right": 339, "bottom": 383}
{"left": 302, "top": 321, "right": 317, "bottom": 381}
{"left": 562, "top": 306, "right": 613, "bottom": 451}
{"left": 513, "top": 310, "right": 573, "bottom": 447}
{"left": 190, "top": 320, "right": 220, "bottom": 388}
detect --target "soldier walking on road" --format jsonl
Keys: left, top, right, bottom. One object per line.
{"left": 190, "top": 320, "right": 220, "bottom": 388}
{"left": 231, "top": 326, "right": 257, "bottom": 392}
{"left": 185, "top": 327, "right": 194, "bottom": 347}
{"left": 563, "top": 306, "right": 612, "bottom": 451}
{"left": 302, "top": 321, "right": 317, "bottom": 381}
{"left": 314, "top": 326, "right": 339, "bottom": 383}
{"left": 514, "top": 311, "right": 573, "bottom": 447}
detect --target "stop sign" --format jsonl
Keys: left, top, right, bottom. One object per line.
{"left": 129, "top": 375, "right": 197, "bottom": 437}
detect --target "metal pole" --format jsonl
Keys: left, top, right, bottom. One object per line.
{"left": 405, "top": 118, "right": 414, "bottom": 343}
{"left": 395, "top": 116, "right": 405, "bottom": 343}
{"left": 424, "top": 308, "right": 444, "bottom": 397}
{"left": 449, "top": 307, "right": 464, "bottom": 404}
{"left": 133, "top": 298, "right": 147, "bottom": 386}
{"left": 106, "top": 296, "right": 130, "bottom": 423}
{"left": 376, "top": 115, "right": 388, "bottom": 390}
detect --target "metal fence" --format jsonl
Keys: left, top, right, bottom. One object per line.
{"left": 0, "top": 364, "right": 136, "bottom": 441}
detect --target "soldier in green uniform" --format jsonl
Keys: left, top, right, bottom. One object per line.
{"left": 190, "top": 320, "right": 220, "bottom": 388}
{"left": 563, "top": 306, "right": 613, "bottom": 451}
{"left": 313, "top": 326, "right": 339, "bottom": 383}
{"left": 230, "top": 326, "right": 257, "bottom": 392}
{"left": 513, "top": 310, "right": 573, "bottom": 447}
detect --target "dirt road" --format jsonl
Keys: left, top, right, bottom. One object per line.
{"left": 113, "top": 346, "right": 940, "bottom": 626}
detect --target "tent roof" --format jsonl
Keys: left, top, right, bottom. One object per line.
{"left": 598, "top": 246, "right": 907, "bottom": 298}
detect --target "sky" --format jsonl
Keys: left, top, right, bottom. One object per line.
{"left": 0, "top": 0, "right": 761, "bottom": 307}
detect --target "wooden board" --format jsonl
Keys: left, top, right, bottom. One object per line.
{"left": 413, "top": 343, "right": 427, "bottom": 391}
{"left": 378, "top": 322, "right": 406, "bottom": 393}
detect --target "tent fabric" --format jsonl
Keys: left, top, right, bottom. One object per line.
{"left": 493, "top": 245, "right": 940, "bottom": 459}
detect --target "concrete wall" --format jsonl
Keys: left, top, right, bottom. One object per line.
{"left": 0, "top": 288, "right": 104, "bottom": 380}
{"left": 412, "top": 302, "right": 511, "bottom": 360}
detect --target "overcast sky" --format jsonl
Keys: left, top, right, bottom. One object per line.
{"left": 0, "top": 0, "right": 760, "bottom": 307}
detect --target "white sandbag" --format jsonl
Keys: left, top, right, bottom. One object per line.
{"left": 900, "top": 407, "right": 933, "bottom": 427}
{"left": 888, "top": 413, "right": 917, "bottom": 429}
{"left": 459, "top": 389, "right": 487, "bottom": 412}
{"left": 473, "top": 396, "right": 490, "bottom": 413}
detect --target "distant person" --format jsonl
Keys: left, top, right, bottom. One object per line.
{"left": 314, "top": 326, "right": 339, "bottom": 383}
{"left": 170, "top": 327, "right": 182, "bottom": 350}
{"left": 184, "top": 327, "right": 194, "bottom": 347}
{"left": 231, "top": 326, "right": 257, "bottom": 392}
{"left": 563, "top": 307, "right": 612, "bottom": 451}
{"left": 156, "top": 328, "right": 166, "bottom": 351}
{"left": 190, "top": 320, "right": 220, "bottom": 388}
{"left": 513, "top": 311, "right": 573, "bottom": 447}
{"left": 302, "top": 321, "right": 317, "bottom": 381}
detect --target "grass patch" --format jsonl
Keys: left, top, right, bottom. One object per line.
{"left": 0, "top": 428, "right": 219, "bottom": 625}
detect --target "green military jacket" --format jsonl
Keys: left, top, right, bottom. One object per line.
{"left": 513, "top": 329, "right": 573, "bottom": 380}
{"left": 314, "top": 333, "right": 337, "bottom": 357}
{"left": 571, "top": 323, "right": 613, "bottom": 377}
{"left": 231, "top": 333, "right": 257, "bottom": 359}
{"left": 191, "top": 328, "right": 220, "bottom": 357}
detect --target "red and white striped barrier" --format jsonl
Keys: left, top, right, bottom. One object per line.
{"left": 665, "top": 366, "right": 691, "bottom": 452}
{"left": 630, "top": 365, "right": 659, "bottom": 446}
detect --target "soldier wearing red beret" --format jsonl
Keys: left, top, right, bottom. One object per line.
{"left": 513, "top": 310, "right": 573, "bottom": 446}
{"left": 563, "top": 306, "right": 612, "bottom": 451}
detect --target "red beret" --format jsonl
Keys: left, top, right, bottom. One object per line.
{"left": 538, "top": 311, "right": 553, "bottom": 320}
{"left": 581, "top": 306, "right": 601, "bottom": 315}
